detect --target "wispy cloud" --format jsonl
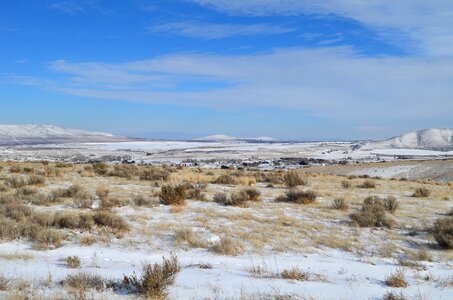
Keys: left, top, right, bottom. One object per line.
{"left": 50, "top": 1, "right": 85, "bottom": 14}
{"left": 188, "top": 0, "right": 453, "bottom": 56}
{"left": 6, "top": 47, "right": 453, "bottom": 123}
{"left": 147, "top": 21, "right": 295, "bottom": 40}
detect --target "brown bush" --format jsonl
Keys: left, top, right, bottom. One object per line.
{"left": 413, "top": 187, "right": 430, "bottom": 197}
{"left": 66, "top": 255, "right": 81, "bottom": 268}
{"left": 123, "top": 253, "right": 181, "bottom": 298}
{"left": 384, "top": 196, "right": 399, "bottom": 213}
{"left": 276, "top": 189, "right": 317, "bottom": 204}
{"left": 242, "top": 187, "right": 261, "bottom": 202}
{"left": 383, "top": 291, "right": 408, "bottom": 300}
{"left": 358, "top": 180, "right": 376, "bottom": 189}
{"left": 283, "top": 170, "right": 307, "bottom": 188}
{"left": 27, "top": 175, "right": 45, "bottom": 185}
{"left": 92, "top": 211, "right": 129, "bottom": 231}
{"left": 214, "top": 174, "right": 237, "bottom": 185}
{"left": 159, "top": 184, "right": 186, "bottom": 206}
{"left": 213, "top": 192, "right": 228, "bottom": 204}
{"left": 341, "top": 180, "right": 351, "bottom": 188}
{"left": 281, "top": 267, "right": 309, "bottom": 281}
{"left": 210, "top": 237, "right": 241, "bottom": 256}
{"left": 332, "top": 198, "right": 348, "bottom": 210}
{"left": 140, "top": 167, "right": 170, "bottom": 181}
{"left": 433, "top": 216, "right": 453, "bottom": 249}
{"left": 96, "top": 185, "right": 110, "bottom": 200}
{"left": 385, "top": 269, "right": 408, "bottom": 288}
{"left": 92, "top": 162, "right": 109, "bottom": 175}
{"left": 350, "top": 197, "right": 394, "bottom": 228}
{"left": 64, "top": 272, "right": 105, "bottom": 291}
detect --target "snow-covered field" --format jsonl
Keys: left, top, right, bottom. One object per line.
{"left": 0, "top": 162, "right": 452, "bottom": 299}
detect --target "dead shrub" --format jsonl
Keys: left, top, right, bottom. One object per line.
{"left": 35, "top": 228, "right": 63, "bottom": 248}
{"left": 210, "top": 237, "right": 241, "bottom": 256}
{"left": 174, "top": 228, "right": 205, "bottom": 248}
{"left": 92, "top": 211, "right": 129, "bottom": 231}
{"left": 27, "top": 175, "right": 45, "bottom": 185}
{"left": 96, "top": 185, "right": 110, "bottom": 200}
{"left": 133, "top": 195, "right": 153, "bottom": 207}
{"left": 53, "top": 212, "right": 80, "bottom": 229}
{"left": 66, "top": 255, "right": 81, "bottom": 268}
{"left": 350, "top": 197, "right": 394, "bottom": 228}
{"left": 159, "top": 184, "right": 186, "bottom": 206}
{"left": 332, "top": 198, "right": 348, "bottom": 210}
{"left": 0, "top": 274, "right": 10, "bottom": 291}
{"left": 432, "top": 216, "right": 453, "bottom": 249}
{"left": 92, "top": 163, "right": 109, "bottom": 175}
{"left": 213, "top": 192, "right": 228, "bottom": 204}
{"left": 184, "top": 183, "right": 207, "bottom": 201}
{"left": 358, "top": 180, "right": 376, "bottom": 189}
{"left": 413, "top": 187, "right": 430, "bottom": 198}
{"left": 242, "top": 187, "right": 261, "bottom": 202}
{"left": 214, "top": 174, "right": 237, "bottom": 185}
{"left": 64, "top": 272, "right": 105, "bottom": 291}
{"left": 123, "top": 253, "right": 181, "bottom": 298}
{"left": 281, "top": 267, "right": 309, "bottom": 281}
{"left": 140, "top": 167, "right": 170, "bottom": 181}
{"left": 383, "top": 291, "right": 408, "bottom": 300}
{"left": 384, "top": 196, "right": 399, "bottom": 213}
{"left": 283, "top": 171, "right": 307, "bottom": 188}
{"left": 385, "top": 269, "right": 408, "bottom": 288}
{"left": 341, "top": 180, "right": 351, "bottom": 188}
{"left": 276, "top": 189, "right": 317, "bottom": 204}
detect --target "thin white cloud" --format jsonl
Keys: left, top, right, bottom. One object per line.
{"left": 147, "top": 21, "right": 295, "bottom": 39}
{"left": 188, "top": 0, "right": 453, "bottom": 56}
{"left": 50, "top": 1, "right": 85, "bottom": 14}
{"left": 7, "top": 47, "right": 452, "bottom": 122}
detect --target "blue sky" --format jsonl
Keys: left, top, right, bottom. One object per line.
{"left": 1, "top": 0, "right": 452, "bottom": 140}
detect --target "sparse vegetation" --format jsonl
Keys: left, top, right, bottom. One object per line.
{"left": 276, "top": 189, "right": 317, "bottom": 204}
{"left": 332, "top": 198, "right": 348, "bottom": 210}
{"left": 385, "top": 269, "right": 408, "bottom": 288}
{"left": 281, "top": 267, "right": 309, "bottom": 281}
{"left": 433, "top": 216, "right": 453, "bottom": 249}
{"left": 123, "top": 253, "right": 181, "bottom": 298}
{"left": 350, "top": 196, "right": 394, "bottom": 228}
{"left": 66, "top": 255, "right": 81, "bottom": 268}
{"left": 358, "top": 179, "right": 376, "bottom": 189}
{"left": 159, "top": 184, "right": 186, "bottom": 206}
{"left": 413, "top": 187, "right": 431, "bottom": 197}
{"left": 283, "top": 170, "right": 307, "bottom": 188}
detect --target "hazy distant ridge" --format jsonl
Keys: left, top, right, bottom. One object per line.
{"left": 0, "top": 124, "right": 128, "bottom": 145}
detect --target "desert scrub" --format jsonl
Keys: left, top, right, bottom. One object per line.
{"left": 0, "top": 274, "right": 10, "bottom": 291}
{"left": 214, "top": 174, "right": 237, "bottom": 185}
{"left": 413, "top": 187, "right": 430, "bottom": 197}
{"left": 350, "top": 197, "right": 394, "bottom": 228}
{"left": 341, "top": 180, "right": 351, "bottom": 188}
{"left": 432, "top": 216, "right": 453, "bottom": 249}
{"left": 281, "top": 267, "right": 309, "bottom": 281}
{"left": 332, "top": 198, "right": 348, "bottom": 210}
{"left": 283, "top": 170, "right": 307, "bottom": 188}
{"left": 383, "top": 196, "right": 399, "bottom": 213}
{"left": 64, "top": 272, "right": 105, "bottom": 291}
{"left": 358, "top": 179, "right": 376, "bottom": 189}
{"left": 275, "top": 189, "right": 317, "bottom": 204}
{"left": 96, "top": 185, "right": 110, "bottom": 201}
{"left": 66, "top": 255, "right": 81, "bottom": 268}
{"left": 123, "top": 253, "right": 181, "bottom": 298}
{"left": 159, "top": 184, "right": 186, "bottom": 206}
{"left": 210, "top": 237, "right": 241, "bottom": 256}
{"left": 139, "top": 167, "right": 170, "bottom": 181}
{"left": 185, "top": 183, "right": 207, "bottom": 201}
{"left": 174, "top": 228, "right": 206, "bottom": 248}
{"left": 383, "top": 291, "right": 408, "bottom": 300}
{"left": 92, "top": 211, "right": 129, "bottom": 231}
{"left": 385, "top": 269, "right": 408, "bottom": 288}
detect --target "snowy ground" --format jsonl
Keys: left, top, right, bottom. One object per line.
{"left": 0, "top": 163, "right": 452, "bottom": 299}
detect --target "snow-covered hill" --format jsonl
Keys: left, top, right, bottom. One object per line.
{"left": 0, "top": 124, "right": 129, "bottom": 145}
{"left": 362, "top": 128, "right": 453, "bottom": 151}
{"left": 196, "top": 134, "right": 276, "bottom": 142}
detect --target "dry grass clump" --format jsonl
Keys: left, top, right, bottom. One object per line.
{"left": 280, "top": 267, "right": 309, "bottom": 281}
{"left": 92, "top": 211, "right": 129, "bottom": 231}
{"left": 107, "top": 164, "right": 139, "bottom": 179}
{"left": 350, "top": 197, "right": 394, "bottom": 228}
{"left": 0, "top": 274, "right": 10, "bottom": 291}
{"left": 159, "top": 184, "right": 186, "bottom": 206}
{"left": 96, "top": 185, "right": 110, "bottom": 200}
{"left": 383, "top": 291, "right": 408, "bottom": 300}
{"left": 133, "top": 195, "right": 153, "bottom": 207}
{"left": 92, "top": 162, "right": 109, "bottom": 175}
{"left": 213, "top": 188, "right": 261, "bottom": 206}
{"left": 64, "top": 272, "right": 105, "bottom": 291}
{"left": 341, "top": 180, "right": 351, "bottom": 188}
{"left": 385, "top": 269, "right": 408, "bottom": 288}
{"left": 332, "top": 198, "right": 349, "bottom": 210}
{"left": 123, "top": 253, "right": 181, "bottom": 299}
{"left": 275, "top": 189, "right": 317, "bottom": 204}
{"left": 174, "top": 228, "right": 206, "bottom": 248}
{"left": 383, "top": 196, "right": 399, "bottom": 213}
{"left": 139, "top": 167, "right": 170, "bottom": 181}
{"left": 255, "top": 171, "right": 283, "bottom": 184}
{"left": 66, "top": 255, "right": 81, "bottom": 268}
{"left": 432, "top": 216, "right": 453, "bottom": 249}
{"left": 210, "top": 237, "right": 241, "bottom": 256}
{"left": 214, "top": 174, "right": 237, "bottom": 185}
{"left": 413, "top": 187, "right": 431, "bottom": 198}
{"left": 283, "top": 170, "right": 307, "bottom": 188}
{"left": 358, "top": 179, "right": 376, "bottom": 189}
{"left": 184, "top": 183, "right": 207, "bottom": 201}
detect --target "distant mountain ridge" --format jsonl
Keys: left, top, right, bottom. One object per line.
{"left": 196, "top": 134, "right": 276, "bottom": 142}
{"left": 362, "top": 128, "right": 453, "bottom": 151}
{"left": 0, "top": 124, "right": 129, "bottom": 145}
